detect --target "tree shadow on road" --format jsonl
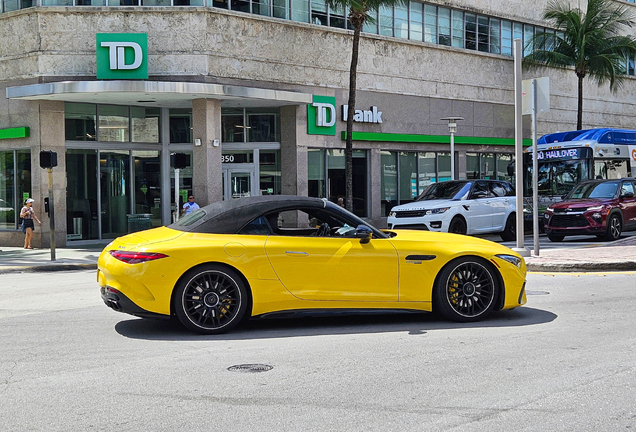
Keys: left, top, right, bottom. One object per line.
{"left": 114, "top": 306, "right": 556, "bottom": 341}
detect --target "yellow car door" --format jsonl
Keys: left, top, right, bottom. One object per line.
{"left": 265, "top": 235, "right": 399, "bottom": 302}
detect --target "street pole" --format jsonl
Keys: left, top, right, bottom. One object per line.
{"left": 174, "top": 168, "right": 180, "bottom": 222}
{"left": 532, "top": 79, "right": 540, "bottom": 257}
{"left": 513, "top": 39, "right": 530, "bottom": 257}
{"left": 450, "top": 131, "right": 455, "bottom": 180}
{"left": 47, "top": 168, "right": 56, "bottom": 261}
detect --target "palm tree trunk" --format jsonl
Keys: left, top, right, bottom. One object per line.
{"left": 345, "top": 25, "right": 361, "bottom": 212}
{"left": 577, "top": 75, "right": 584, "bottom": 130}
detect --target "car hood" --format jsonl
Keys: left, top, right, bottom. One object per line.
{"left": 550, "top": 198, "right": 613, "bottom": 210}
{"left": 390, "top": 199, "right": 458, "bottom": 212}
{"left": 103, "top": 226, "right": 185, "bottom": 251}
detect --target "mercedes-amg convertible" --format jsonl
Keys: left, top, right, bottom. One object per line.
{"left": 98, "top": 195, "right": 527, "bottom": 334}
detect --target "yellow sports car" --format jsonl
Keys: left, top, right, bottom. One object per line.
{"left": 98, "top": 196, "right": 527, "bottom": 334}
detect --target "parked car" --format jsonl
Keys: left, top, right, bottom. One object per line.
{"left": 544, "top": 178, "right": 636, "bottom": 242}
{"left": 98, "top": 195, "right": 527, "bottom": 334}
{"left": 387, "top": 180, "right": 517, "bottom": 241}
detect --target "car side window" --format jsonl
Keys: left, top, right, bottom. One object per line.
{"left": 238, "top": 216, "right": 272, "bottom": 235}
{"left": 469, "top": 181, "right": 491, "bottom": 199}
{"left": 501, "top": 182, "right": 516, "bottom": 196}
{"left": 489, "top": 182, "right": 507, "bottom": 198}
{"left": 621, "top": 182, "right": 635, "bottom": 196}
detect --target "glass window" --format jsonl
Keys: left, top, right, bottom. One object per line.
{"left": 232, "top": 0, "right": 250, "bottom": 12}
{"left": 395, "top": 4, "right": 409, "bottom": 39}
{"left": 253, "top": 0, "right": 271, "bottom": 16}
{"left": 291, "top": 0, "right": 308, "bottom": 22}
{"left": 329, "top": 3, "right": 346, "bottom": 28}
{"left": 409, "top": 2, "right": 423, "bottom": 41}
{"left": 524, "top": 24, "right": 534, "bottom": 56}
{"left": 65, "top": 102, "right": 96, "bottom": 141}
{"left": 3, "top": 0, "right": 19, "bottom": 11}
{"left": 222, "top": 108, "right": 245, "bottom": 143}
{"left": 381, "top": 151, "right": 397, "bottom": 216}
{"left": 259, "top": 150, "right": 281, "bottom": 196}
{"left": 534, "top": 26, "right": 544, "bottom": 52}
{"left": 133, "top": 151, "right": 162, "bottom": 228}
{"left": 438, "top": 7, "right": 451, "bottom": 46}
{"left": 451, "top": 10, "right": 463, "bottom": 48}
{"left": 363, "top": 9, "right": 378, "bottom": 34}
{"left": 469, "top": 181, "right": 490, "bottom": 199}
{"left": 318, "top": 149, "right": 367, "bottom": 216}
{"left": 131, "top": 107, "right": 160, "bottom": 143}
{"left": 466, "top": 152, "right": 479, "bottom": 179}
{"left": 464, "top": 13, "right": 476, "bottom": 50}
{"left": 171, "top": 152, "right": 193, "bottom": 222}
{"left": 501, "top": 20, "right": 512, "bottom": 56}
{"left": 379, "top": 6, "right": 393, "bottom": 37}
{"left": 399, "top": 152, "right": 418, "bottom": 204}
{"left": 0, "top": 151, "right": 15, "bottom": 230}
{"left": 311, "top": 0, "right": 328, "bottom": 26}
{"left": 490, "top": 18, "right": 500, "bottom": 54}
{"left": 489, "top": 182, "right": 507, "bottom": 198}
{"left": 66, "top": 149, "right": 99, "bottom": 240}
{"left": 496, "top": 153, "right": 513, "bottom": 182}
{"left": 308, "top": 149, "right": 326, "bottom": 198}
{"left": 438, "top": 152, "right": 451, "bottom": 181}
{"left": 169, "top": 108, "right": 192, "bottom": 144}
{"left": 481, "top": 153, "right": 495, "bottom": 179}
{"left": 418, "top": 152, "right": 436, "bottom": 193}
{"left": 99, "top": 105, "right": 129, "bottom": 142}
{"left": 477, "top": 15, "right": 489, "bottom": 52}
{"left": 247, "top": 107, "right": 280, "bottom": 142}
{"left": 273, "top": 0, "right": 288, "bottom": 19}
{"left": 424, "top": 4, "right": 437, "bottom": 44}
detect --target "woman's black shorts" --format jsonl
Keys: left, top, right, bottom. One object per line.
{"left": 23, "top": 219, "right": 35, "bottom": 231}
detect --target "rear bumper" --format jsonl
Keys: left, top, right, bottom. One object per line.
{"left": 101, "top": 286, "right": 169, "bottom": 320}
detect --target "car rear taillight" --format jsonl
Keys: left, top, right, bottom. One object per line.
{"left": 109, "top": 251, "right": 168, "bottom": 264}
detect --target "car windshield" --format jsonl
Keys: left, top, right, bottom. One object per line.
{"left": 567, "top": 182, "right": 619, "bottom": 199}
{"left": 415, "top": 181, "right": 472, "bottom": 201}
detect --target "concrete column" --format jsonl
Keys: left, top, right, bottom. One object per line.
{"left": 160, "top": 107, "right": 171, "bottom": 225}
{"left": 192, "top": 99, "right": 222, "bottom": 206}
{"left": 457, "top": 150, "right": 467, "bottom": 180}
{"left": 368, "top": 148, "right": 383, "bottom": 227}
{"left": 280, "top": 105, "right": 307, "bottom": 197}
{"left": 38, "top": 100, "right": 66, "bottom": 248}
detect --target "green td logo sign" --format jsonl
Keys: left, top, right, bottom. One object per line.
{"left": 307, "top": 95, "right": 336, "bottom": 135}
{"left": 96, "top": 33, "right": 148, "bottom": 80}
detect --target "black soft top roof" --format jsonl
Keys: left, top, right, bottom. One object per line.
{"left": 168, "top": 195, "right": 331, "bottom": 234}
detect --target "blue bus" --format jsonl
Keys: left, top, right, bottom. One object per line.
{"left": 523, "top": 128, "right": 636, "bottom": 203}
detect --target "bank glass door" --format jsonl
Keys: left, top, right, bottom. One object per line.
{"left": 100, "top": 150, "right": 130, "bottom": 239}
{"left": 223, "top": 168, "right": 255, "bottom": 200}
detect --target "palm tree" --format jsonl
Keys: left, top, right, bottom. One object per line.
{"left": 325, "top": 0, "right": 405, "bottom": 211}
{"left": 523, "top": 0, "right": 636, "bottom": 130}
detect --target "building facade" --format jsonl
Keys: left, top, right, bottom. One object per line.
{"left": 2, "top": 1, "right": 636, "bottom": 247}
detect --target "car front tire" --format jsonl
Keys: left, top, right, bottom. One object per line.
{"left": 604, "top": 214, "right": 622, "bottom": 241}
{"left": 433, "top": 257, "right": 498, "bottom": 322}
{"left": 174, "top": 264, "right": 248, "bottom": 335}
{"left": 448, "top": 216, "right": 467, "bottom": 235}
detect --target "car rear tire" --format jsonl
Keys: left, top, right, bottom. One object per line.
{"left": 500, "top": 213, "right": 516, "bottom": 242}
{"left": 547, "top": 234, "right": 564, "bottom": 242}
{"left": 174, "top": 264, "right": 248, "bottom": 335}
{"left": 449, "top": 217, "right": 467, "bottom": 235}
{"left": 433, "top": 257, "right": 498, "bottom": 322}
{"left": 603, "top": 214, "right": 622, "bottom": 241}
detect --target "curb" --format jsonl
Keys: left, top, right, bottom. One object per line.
{"left": 0, "top": 263, "right": 97, "bottom": 275}
{"left": 526, "top": 261, "right": 636, "bottom": 272}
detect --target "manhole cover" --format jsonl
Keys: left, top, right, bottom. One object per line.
{"left": 227, "top": 364, "right": 273, "bottom": 373}
{"left": 526, "top": 290, "right": 550, "bottom": 296}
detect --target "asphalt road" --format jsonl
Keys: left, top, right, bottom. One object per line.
{"left": 1, "top": 270, "right": 635, "bottom": 431}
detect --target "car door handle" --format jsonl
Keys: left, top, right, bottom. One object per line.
{"left": 285, "top": 251, "right": 308, "bottom": 256}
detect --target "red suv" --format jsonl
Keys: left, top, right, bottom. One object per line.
{"left": 544, "top": 178, "right": 636, "bottom": 242}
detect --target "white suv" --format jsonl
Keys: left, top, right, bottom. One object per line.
{"left": 387, "top": 180, "right": 517, "bottom": 241}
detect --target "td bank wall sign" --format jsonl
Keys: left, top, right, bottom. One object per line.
{"left": 96, "top": 33, "right": 148, "bottom": 80}
{"left": 308, "top": 96, "right": 383, "bottom": 135}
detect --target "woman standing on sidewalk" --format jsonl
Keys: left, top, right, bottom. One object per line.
{"left": 20, "top": 198, "right": 41, "bottom": 249}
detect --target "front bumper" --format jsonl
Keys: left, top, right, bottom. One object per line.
{"left": 387, "top": 216, "right": 450, "bottom": 231}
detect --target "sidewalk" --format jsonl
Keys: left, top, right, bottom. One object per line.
{"left": 1, "top": 236, "right": 635, "bottom": 274}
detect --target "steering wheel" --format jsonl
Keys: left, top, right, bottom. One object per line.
{"left": 317, "top": 223, "right": 331, "bottom": 237}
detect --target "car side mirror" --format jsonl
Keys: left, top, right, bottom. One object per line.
{"left": 355, "top": 225, "right": 373, "bottom": 244}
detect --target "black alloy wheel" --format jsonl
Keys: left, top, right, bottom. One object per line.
{"left": 449, "top": 217, "right": 467, "bottom": 235}
{"left": 500, "top": 213, "right": 516, "bottom": 242}
{"left": 434, "top": 257, "right": 497, "bottom": 322}
{"left": 174, "top": 264, "right": 248, "bottom": 334}
{"left": 604, "top": 214, "right": 622, "bottom": 241}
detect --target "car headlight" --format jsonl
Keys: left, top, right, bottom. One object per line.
{"left": 586, "top": 205, "right": 604, "bottom": 212}
{"left": 388, "top": 212, "right": 397, "bottom": 218}
{"left": 496, "top": 254, "right": 522, "bottom": 268}
{"left": 426, "top": 207, "right": 449, "bottom": 215}
{"left": 546, "top": 206, "right": 554, "bottom": 213}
